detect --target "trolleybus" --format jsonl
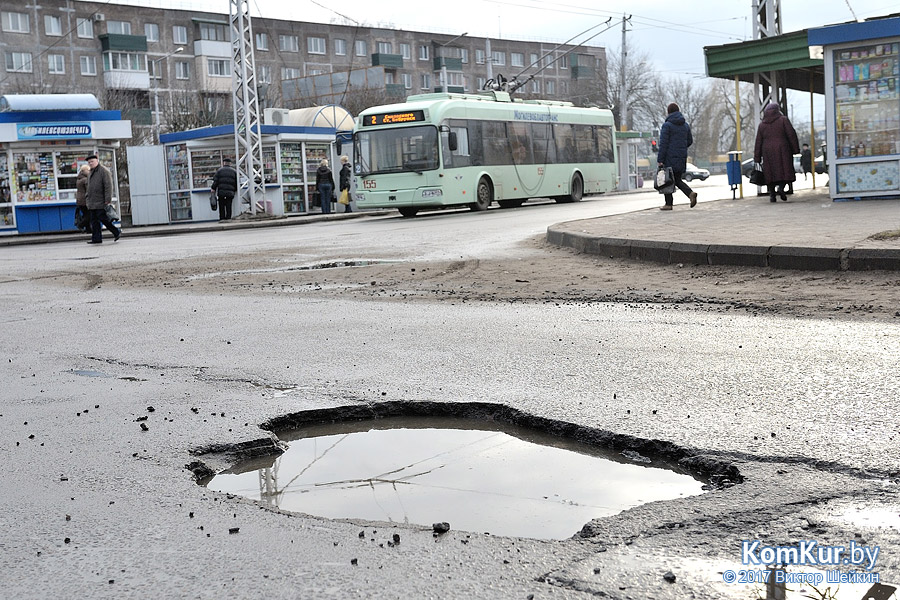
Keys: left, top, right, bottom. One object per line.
{"left": 351, "top": 90, "right": 617, "bottom": 217}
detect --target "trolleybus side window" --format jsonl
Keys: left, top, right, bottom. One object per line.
{"left": 554, "top": 123, "right": 576, "bottom": 163}
{"left": 508, "top": 122, "right": 533, "bottom": 165}
{"left": 483, "top": 121, "right": 511, "bottom": 166}
{"left": 532, "top": 121, "right": 556, "bottom": 164}
{"left": 442, "top": 119, "right": 471, "bottom": 169}
{"left": 596, "top": 125, "right": 615, "bottom": 163}
{"left": 575, "top": 124, "right": 600, "bottom": 163}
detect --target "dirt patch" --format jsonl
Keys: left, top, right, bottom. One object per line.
{"left": 871, "top": 229, "right": 900, "bottom": 241}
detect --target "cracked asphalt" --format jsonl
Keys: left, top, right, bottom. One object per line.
{"left": 1, "top": 196, "right": 898, "bottom": 599}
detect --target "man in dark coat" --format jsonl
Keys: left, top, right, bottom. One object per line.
{"left": 84, "top": 154, "right": 120, "bottom": 244}
{"left": 656, "top": 102, "right": 698, "bottom": 210}
{"left": 754, "top": 103, "right": 800, "bottom": 202}
{"left": 800, "top": 143, "right": 812, "bottom": 180}
{"left": 211, "top": 158, "right": 238, "bottom": 220}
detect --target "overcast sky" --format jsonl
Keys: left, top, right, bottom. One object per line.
{"left": 133, "top": 0, "right": 900, "bottom": 79}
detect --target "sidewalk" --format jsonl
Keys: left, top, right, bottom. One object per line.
{"left": 547, "top": 187, "right": 900, "bottom": 271}
{"left": 0, "top": 209, "right": 385, "bottom": 248}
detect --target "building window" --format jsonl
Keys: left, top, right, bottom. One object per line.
{"left": 511, "top": 52, "right": 524, "bottom": 68}
{"left": 306, "top": 64, "right": 329, "bottom": 76}
{"left": 44, "top": 15, "right": 62, "bottom": 36}
{"left": 560, "top": 81, "right": 567, "bottom": 94}
{"left": 384, "top": 72, "right": 394, "bottom": 85}
{"left": 148, "top": 59, "right": 160, "bottom": 79}
{"left": 175, "top": 60, "right": 191, "bottom": 79}
{"left": 143, "top": 23, "right": 159, "bottom": 42}
{"left": 530, "top": 53, "right": 538, "bottom": 66}
{"left": 280, "top": 34, "right": 299, "bottom": 52}
{"left": 5, "top": 51, "right": 33, "bottom": 72}
{"left": 334, "top": 38, "right": 346, "bottom": 56}
{"left": 401, "top": 73, "right": 412, "bottom": 89}
{"left": 207, "top": 58, "right": 230, "bottom": 77}
{"left": 308, "top": 36, "right": 326, "bottom": 54}
{"left": 48, "top": 54, "right": 65, "bottom": 74}
{"left": 173, "top": 25, "right": 187, "bottom": 45}
{"left": 76, "top": 18, "right": 93, "bottom": 38}
{"left": 104, "top": 51, "right": 147, "bottom": 71}
{"left": 418, "top": 45, "right": 429, "bottom": 60}
{"left": 200, "top": 23, "right": 227, "bottom": 41}
{"left": 477, "top": 76, "right": 486, "bottom": 90}
{"left": 400, "top": 43, "right": 411, "bottom": 59}
{"left": 460, "top": 48, "right": 468, "bottom": 64}
{"left": 377, "top": 41, "right": 392, "bottom": 54}
{"left": 2, "top": 11, "right": 29, "bottom": 33}
{"left": 492, "top": 51, "right": 505, "bottom": 66}
{"left": 531, "top": 80, "right": 540, "bottom": 93}
{"left": 420, "top": 73, "right": 431, "bottom": 89}
{"left": 255, "top": 32, "right": 268, "bottom": 51}
{"left": 107, "top": 21, "right": 131, "bottom": 35}
{"left": 559, "top": 53, "right": 567, "bottom": 69}
{"left": 354, "top": 40, "right": 367, "bottom": 57}
{"left": 447, "top": 72, "right": 463, "bottom": 86}
{"left": 281, "top": 67, "right": 300, "bottom": 80}
{"left": 80, "top": 56, "right": 97, "bottom": 76}
{"left": 546, "top": 80, "right": 555, "bottom": 95}
{"left": 258, "top": 64, "right": 272, "bottom": 84}
{"left": 544, "top": 55, "right": 553, "bottom": 68}
{"left": 475, "top": 49, "right": 485, "bottom": 64}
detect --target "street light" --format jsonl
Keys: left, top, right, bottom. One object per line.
{"left": 439, "top": 32, "right": 467, "bottom": 93}
{"left": 151, "top": 46, "right": 183, "bottom": 143}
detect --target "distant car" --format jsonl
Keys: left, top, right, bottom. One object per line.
{"left": 683, "top": 163, "right": 709, "bottom": 182}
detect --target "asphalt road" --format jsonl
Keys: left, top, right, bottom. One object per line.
{"left": 1, "top": 187, "right": 897, "bottom": 599}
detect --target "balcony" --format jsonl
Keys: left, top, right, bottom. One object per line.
{"left": 103, "top": 70, "right": 150, "bottom": 90}
{"left": 194, "top": 40, "right": 230, "bottom": 58}
{"left": 385, "top": 84, "right": 406, "bottom": 97}
{"left": 99, "top": 33, "right": 148, "bottom": 52}
{"left": 433, "top": 57, "right": 463, "bottom": 71}
{"left": 434, "top": 86, "right": 465, "bottom": 94}
{"left": 371, "top": 53, "right": 403, "bottom": 69}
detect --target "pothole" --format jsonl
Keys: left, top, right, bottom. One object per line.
{"left": 185, "top": 259, "right": 399, "bottom": 280}
{"left": 205, "top": 412, "right": 711, "bottom": 539}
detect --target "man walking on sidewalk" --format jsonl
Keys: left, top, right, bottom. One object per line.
{"left": 85, "top": 154, "right": 120, "bottom": 244}
{"left": 211, "top": 158, "right": 237, "bottom": 221}
{"left": 657, "top": 102, "right": 698, "bottom": 211}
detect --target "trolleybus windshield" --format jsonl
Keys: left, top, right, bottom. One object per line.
{"left": 354, "top": 125, "right": 439, "bottom": 176}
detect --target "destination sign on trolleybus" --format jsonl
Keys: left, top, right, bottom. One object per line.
{"left": 362, "top": 110, "right": 426, "bottom": 126}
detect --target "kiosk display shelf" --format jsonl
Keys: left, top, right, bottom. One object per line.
{"left": 283, "top": 186, "right": 306, "bottom": 213}
{"left": 834, "top": 42, "right": 900, "bottom": 158}
{"left": 169, "top": 191, "right": 192, "bottom": 222}
{"left": 280, "top": 143, "right": 304, "bottom": 184}
{"left": 263, "top": 147, "right": 277, "bottom": 184}
{"left": 12, "top": 152, "right": 56, "bottom": 203}
{"left": 1, "top": 153, "right": 12, "bottom": 227}
{"left": 167, "top": 144, "right": 190, "bottom": 191}
{"left": 55, "top": 151, "right": 88, "bottom": 200}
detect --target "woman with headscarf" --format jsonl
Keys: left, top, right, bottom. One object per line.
{"left": 754, "top": 103, "right": 800, "bottom": 202}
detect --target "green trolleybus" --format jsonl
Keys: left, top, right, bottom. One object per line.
{"left": 352, "top": 90, "right": 617, "bottom": 217}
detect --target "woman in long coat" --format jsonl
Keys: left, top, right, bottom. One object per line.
{"left": 74, "top": 164, "right": 91, "bottom": 232}
{"left": 754, "top": 103, "right": 800, "bottom": 202}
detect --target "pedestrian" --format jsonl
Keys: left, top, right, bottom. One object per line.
{"left": 316, "top": 158, "right": 335, "bottom": 215}
{"left": 754, "top": 103, "right": 800, "bottom": 202}
{"left": 800, "top": 143, "right": 812, "bottom": 181}
{"left": 74, "top": 163, "right": 91, "bottom": 233}
{"left": 656, "top": 102, "right": 698, "bottom": 211}
{"left": 84, "top": 154, "right": 120, "bottom": 244}
{"left": 211, "top": 157, "right": 238, "bottom": 221}
{"left": 338, "top": 155, "right": 352, "bottom": 213}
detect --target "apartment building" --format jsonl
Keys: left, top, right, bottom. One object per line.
{"left": 1, "top": 0, "right": 608, "bottom": 137}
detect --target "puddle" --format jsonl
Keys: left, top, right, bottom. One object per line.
{"left": 206, "top": 416, "right": 706, "bottom": 539}
{"left": 71, "top": 369, "right": 110, "bottom": 378}
{"left": 186, "top": 260, "right": 398, "bottom": 280}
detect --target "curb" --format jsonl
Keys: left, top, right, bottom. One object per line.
{"left": 546, "top": 225, "right": 900, "bottom": 271}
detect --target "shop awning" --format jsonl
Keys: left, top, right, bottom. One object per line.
{"left": 704, "top": 29, "right": 824, "bottom": 93}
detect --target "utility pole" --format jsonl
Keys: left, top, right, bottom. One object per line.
{"left": 619, "top": 15, "right": 631, "bottom": 131}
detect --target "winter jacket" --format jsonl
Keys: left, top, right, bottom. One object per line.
{"left": 316, "top": 165, "right": 334, "bottom": 190}
{"left": 754, "top": 106, "right": 800, "bottom": 185}
{"left": 800, "top": 148, "right": 812, "bottom": 173}
{"left": 85, "top": 164, "right": 113, "bottom": 210}
{"left": 339, "top": 163, "right": 351, "bottom": 191}
{"left": 211, "top": 165, "right": 238, "bottom": 198}
{"left": 75, "top": 170, "right": 89, "bottom": 206}
{"left": 657, "top": 111, "right": 693, "bottom": 174}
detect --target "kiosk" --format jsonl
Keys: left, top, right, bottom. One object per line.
{"left": 809, "top": 16, "right": 900, "bottom": 200}
{"left": 147, "top": 105, "right": 353, "bottom": 224}
{"left": 0, "top": 94, "right": 132, "bottom": 235}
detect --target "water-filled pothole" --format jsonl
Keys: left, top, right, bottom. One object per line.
{"left": 206, "top": 416, "right": 706, "bottom": 539}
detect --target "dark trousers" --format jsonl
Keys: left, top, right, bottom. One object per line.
{"left": 664, "top": 170, "right": 693, "bottom": 206}
{"left": 318, "top": 183, "right": 333, "bottom": 214}
{"left": 89, "top": 208, "right": 120, "bottom": 243}
{"left": 217, "top": 193, "right": 233, "bottom": 220}
{"left": 74, "top": 205, "right": 90, "bottom": 232}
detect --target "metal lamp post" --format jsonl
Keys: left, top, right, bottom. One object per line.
{"left": 439, "top": 32, "right": 467, "bottom": 92}
{"left": 151, "top": 46, "right": 183, "bottom": 143}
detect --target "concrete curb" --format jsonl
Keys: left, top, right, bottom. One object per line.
{"left": 546, "top": 225, "right": 900, "bottom": 271}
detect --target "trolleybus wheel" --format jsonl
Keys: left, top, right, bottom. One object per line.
{"left": 472, "top": 177, "right": 493, "bottom": 211}
{"left": 398, "top": 207, "right": 419, "bottom": 218}
{"left": 555, "top": 173, "right": 584, "bottom": 203}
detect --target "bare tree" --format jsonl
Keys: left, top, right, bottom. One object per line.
{"left": 605, "top": 47, "right": 661, "bottom": 131}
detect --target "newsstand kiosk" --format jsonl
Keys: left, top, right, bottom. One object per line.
{"left": 0, "top": 94, "right": 132, "bottom": 235}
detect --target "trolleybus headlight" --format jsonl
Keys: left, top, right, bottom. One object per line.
{"left": 421, "top": 189, "right": 443, "bottom": 198}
